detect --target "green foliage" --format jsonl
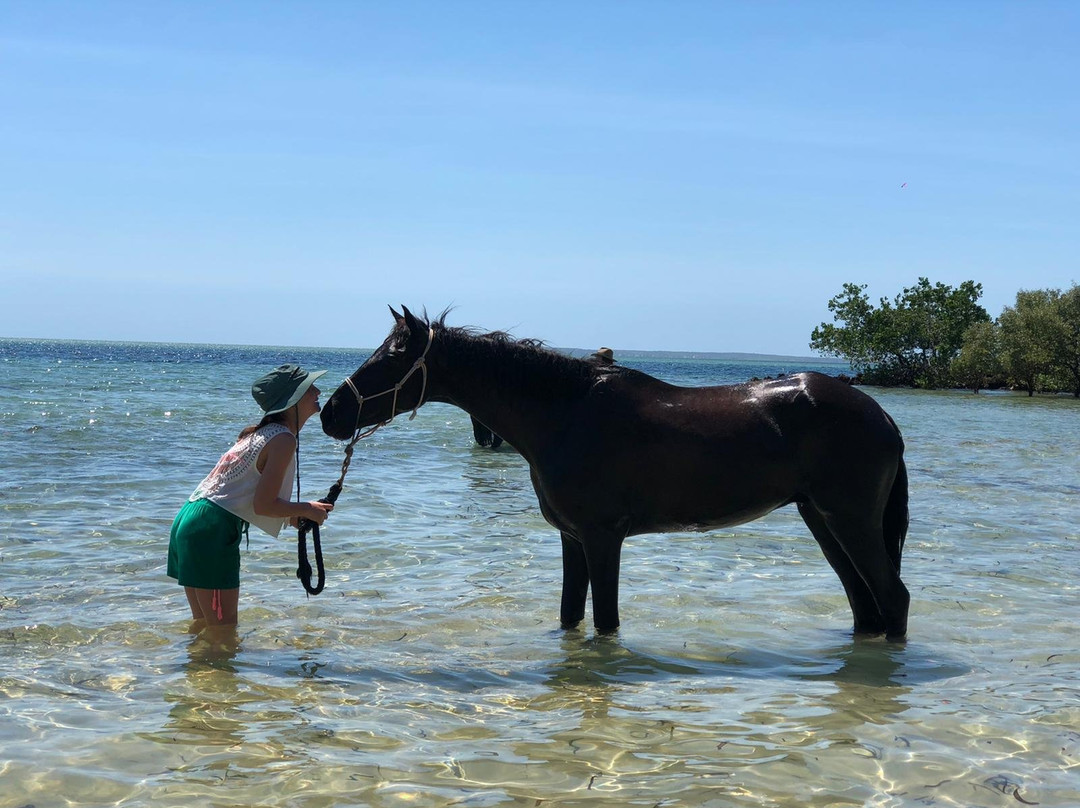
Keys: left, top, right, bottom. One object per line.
{"left": 815, "top": 280, "right": 1080, "bottom": 394}
{"left": 992, "top": 283, "right": 1080, "bottom": 397}
{"left": 998, "top": 289, "right": 1060, "bottom": 396}
{"left": 950, "top": 321, "right": 1002, "bottom": 392}
{"left": 808, "top": 283, "right": 878, "bottom": 371}
{"left": 1049, "top": 284, "right": 1080, "bottom": 397}
{"left": 811, "top": 278, "right": 990, "bottom": 387}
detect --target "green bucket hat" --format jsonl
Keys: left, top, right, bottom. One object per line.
{"left": 251, "top": 364, "right": 328, "bottom": 415}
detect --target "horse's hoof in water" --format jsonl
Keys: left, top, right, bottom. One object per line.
{"left": 560, "top": 618, "right": 584, "bottom": 631}
{"left": 594, "top": 623, "right": 620, "bottom": 636}
{"left": 852, "top": 630, "right": 887, "bottom": 640}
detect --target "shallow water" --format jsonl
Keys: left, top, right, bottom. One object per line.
{"left": 1, "top": 339, "right": 1078, "bottom": 807}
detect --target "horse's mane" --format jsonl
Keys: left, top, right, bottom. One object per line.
{"left": 412, "top": 309, "right": 605, "bottom": 399}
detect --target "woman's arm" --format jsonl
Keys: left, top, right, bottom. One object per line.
{"left": 253, "top": 432, "right": 333, "bottom": 525}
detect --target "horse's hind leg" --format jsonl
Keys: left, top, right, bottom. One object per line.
{"left": 818, "top": 508, "right": 910, "bottom": 640}
{"left": 559, "top": 532, "right": 590, "bottom": 628}
{"left": 798, "top": 503, "right": 886, "bottom": 635}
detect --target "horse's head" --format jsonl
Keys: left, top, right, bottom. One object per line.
{"left": 321, "top": 305, "right": 434, "bottom": 440}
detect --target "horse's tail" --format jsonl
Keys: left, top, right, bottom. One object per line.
{"left": 883, "top": 415, "right": 909, "bottom": 573}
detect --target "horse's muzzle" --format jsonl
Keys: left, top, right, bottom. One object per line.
{"left": 320, "top": 397, "right": 350, "bottom": 440}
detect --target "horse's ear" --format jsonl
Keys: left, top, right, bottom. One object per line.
{"left": 389, "top": 305, "right": 403, "bottom": 323}
{"left": 401, "top": 305, "right": 422, "bottom": 335}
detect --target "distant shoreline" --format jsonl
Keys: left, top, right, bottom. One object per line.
{"left": 1, "top": 335, "right": 844, "bottom": 365}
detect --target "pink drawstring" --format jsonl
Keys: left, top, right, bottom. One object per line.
{"left": 211, "top": 589, "right": 224, "bottom": 621}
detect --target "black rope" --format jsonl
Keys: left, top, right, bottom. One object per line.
{"left": 293, "top": 351, "right": 397, "bottom": 597}
{"left": 296, "top": 484, "right": 338, "bottom": 595}
{"left": 293, "top": 410, "right": 328, "bottom": 596}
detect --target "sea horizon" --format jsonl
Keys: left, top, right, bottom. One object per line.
{"left": 0, "top": 334, "right": 846, "bottom": 366}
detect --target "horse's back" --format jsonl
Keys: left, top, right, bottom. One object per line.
{"left": 595, "top": 370, "right": 892, "bottom": 443}
{"left": 543, "top": 370, "right": 902, "bottom": 535}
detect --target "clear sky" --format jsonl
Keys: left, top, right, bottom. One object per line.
{"left": 2, "top": 1, "right": 1077, "bottom": 356}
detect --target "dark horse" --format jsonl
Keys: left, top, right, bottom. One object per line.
{"left": 322, "top": 307, "right": 910, "bottom": 639}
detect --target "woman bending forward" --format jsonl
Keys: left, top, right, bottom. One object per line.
{"left": 167, "top": 364, "right": 333, "bottom": 628}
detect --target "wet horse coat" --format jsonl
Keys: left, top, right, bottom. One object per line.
{"left": 322, "top": 308, "right": 910, "bottom": 639}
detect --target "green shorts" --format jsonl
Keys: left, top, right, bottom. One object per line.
{"left": 167, "top": 498, "right": 248, "bottom": 589}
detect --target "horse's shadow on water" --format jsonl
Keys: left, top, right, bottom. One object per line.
{"left": 207, "top": 621, "right": 969, "bottom": 739}
{"left": 535, "top": 631, "right": 969, "bottom": 726}
{"left": 263, "top": 629, "right": 970, "bottom": 733}
{"left": 244, "top": 626, "right": 968, "bottom": 696}
{"left": 547, "top": 631, "right": 965, "bottom": 686}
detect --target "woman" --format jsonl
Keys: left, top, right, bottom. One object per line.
{"left": 167, "top": 364, "right": 334, "bottom": 628}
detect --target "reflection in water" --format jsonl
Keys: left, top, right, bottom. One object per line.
{"left": 552, "top": 632, "right": 702, "bottom": 681}
{"left": 146, "top": 627, "right": 327, "bottom": 801}
{"left": 481, "top": 633, "right": 954, "bottom": 806}
{"left": 535, "top": 632, "right": 925, "bottom": 727}
{"left": 123, "top": 623, "right": 1034, "bottom": 807}
{"left": 161, "top": 627, "right": 245, "bottom": 748}
{"left": 183, "top": 625, "right": 241, "bottom": 673}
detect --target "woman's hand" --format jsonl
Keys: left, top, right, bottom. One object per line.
{"left": 287, "top": 502, "right": 333, "bottom": 527}
{"left": 305, "top": 501, "right": 334, "bottom": 525}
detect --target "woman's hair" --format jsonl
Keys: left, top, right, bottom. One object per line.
{"left": 238, "top": 411, "right": 289, "bottom": 440}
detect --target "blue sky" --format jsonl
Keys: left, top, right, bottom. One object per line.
{"left": 2, "top": 1, "right": 1077, "bottom": 355}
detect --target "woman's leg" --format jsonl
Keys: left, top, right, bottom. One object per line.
{"left": 183, "top": 587, "right": 207, "bottom": 632}
{"left": 186, "top": 586, "right": 240, "bottom": 626}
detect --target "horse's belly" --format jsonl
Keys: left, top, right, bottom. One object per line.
{"left": 629, "top": 500, "right": 790, "bottom": 536}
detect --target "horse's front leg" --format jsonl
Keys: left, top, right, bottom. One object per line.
{"left": 559, "top": 532, "right": 589, "bottom": 628}
{"left": 583, "top": 533, "right": 625, "bottom": 634}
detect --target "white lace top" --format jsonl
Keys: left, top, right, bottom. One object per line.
{"left": 190, "top": 422, "right": 296, "bottom": 538}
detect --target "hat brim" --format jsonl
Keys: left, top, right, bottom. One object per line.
{"left": 263, "top": 369, "right": 328, "bottom": 415}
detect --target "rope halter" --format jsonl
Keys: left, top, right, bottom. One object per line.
{"left": 340, "top": 326, "right": 434, "bottom": 445}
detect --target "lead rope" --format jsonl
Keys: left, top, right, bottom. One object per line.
{"left": 295, "top": 409, "right": 327, "bottom": 596}
{"left": 295, "top": 418, "right": 366, "bottom": 595}
{"left": 295, "top": 328, "right": 433, "bottom": 596}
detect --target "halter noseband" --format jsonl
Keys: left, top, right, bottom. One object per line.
{"left": 341, "top": 326, "right": 434, "bottom": 442}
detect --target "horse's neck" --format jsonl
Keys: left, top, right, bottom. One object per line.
{"left": 426, "top": 335, "right": 585, "bottom": 459}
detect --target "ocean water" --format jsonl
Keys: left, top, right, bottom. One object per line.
{"left": 1, "top": 338, "right": 1078, "bottom": 808}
